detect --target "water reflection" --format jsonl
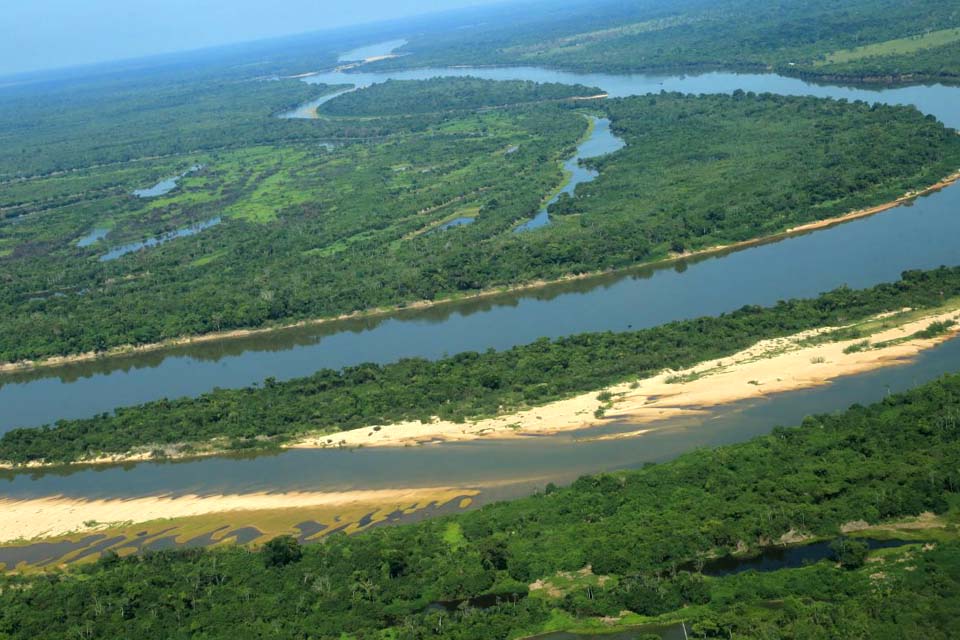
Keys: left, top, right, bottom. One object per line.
{"left": 3, "top": 336, "right": 957, "bottom": 498}
{"left": 99, "top": 216, "right": 221, "bottom": 262}
{"left": 1, "top": 70, "right": 959, "bottom": 430}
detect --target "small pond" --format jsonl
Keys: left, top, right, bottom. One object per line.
{"left": 76, "top": 227, "right": 110, "bottom": 247}
{"left": 99, "top": 217, "right": 221, "bottom": 262}
{"left": 690, "top": 538, "right": 921, "bottom": 577}
{"left": 133, "top": 164, "right": 203, "bottom": 198}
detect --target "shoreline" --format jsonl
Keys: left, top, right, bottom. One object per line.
{"left": 0, "top": 486, "right": 477, "bottom": 545}
{"left": 5, "top": 303, "right": 957, "bottom": 473}
{"left": 1, "top": 171, "right": 957, "bottom": 377}
{"left": 292, "top": 306, "right": 960, "bottom": 449}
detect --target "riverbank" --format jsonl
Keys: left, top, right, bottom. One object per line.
{"left": 0, "top": 486, "right": 477, "bottom": 545}
{"left": 2, "top": 300, "right": 957, "bottom": 473}
{"left": 294, "top": 305, "right": 960, "bottom": 449}
{"left": 3, "top": 171, "right": 957, "bottom": 377}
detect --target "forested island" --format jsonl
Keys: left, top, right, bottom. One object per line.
{"left": 3, "top": 266, "right": 959, "bottom": 466}
{"left": 2, "top": 83, "right": 958, "bottom": 365}
{"left": 318, "top": 78, "right": 604, "bottom": 116}
{"left": 2, "top": 374, "right": 959, "bottom": 638}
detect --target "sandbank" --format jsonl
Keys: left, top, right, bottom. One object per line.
{"left": 294, "top": 306, "right": 960, "bottom": 449}
{"left": 0, "top": 486, "right": 474, "bottom": 544}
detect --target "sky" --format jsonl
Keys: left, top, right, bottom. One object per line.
{"left": 0, "top": 0, "right": 510, "bottom": 76}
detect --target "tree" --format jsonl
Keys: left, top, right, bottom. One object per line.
{"left": 830, "top": 537, "right": 869, "bottom": 569}
{"left": 261, "top": 535, "right": 303, "bottom": 568}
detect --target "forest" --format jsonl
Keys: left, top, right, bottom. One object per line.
{"left": 792, "top": 39, "right": 960, "bottom": 83}
{"left": 373, "top": 0, "right": 960, "bottom": 83}
{"left": 3, "top": 265, "right": 958, "bottom": 465}
{"left": 319, "top": 78, "right": 603, "bottom": 116}
{"left": 3, "top": 3, "right": 960, "bottom": 638}
{"left": 2, "top": 373, "right": 959, "bottom": 638}
{"left": 2, "top": 86, "right": 957, "bottom": 365}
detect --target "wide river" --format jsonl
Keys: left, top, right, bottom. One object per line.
{"left": 1, "top": 64, "right": 959, "bottom": 502}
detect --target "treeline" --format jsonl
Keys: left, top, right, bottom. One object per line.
{"left": 558, "top": 92, "right": 960, "bottom": 254}
{"left": 3, "top": 90, "right": 958, "bottom": 364}
{"left": 3, "top": 372, "right": 960, "bottom": 638}
{"left": 319, "top": 77, "right": 603, "bottom": 116}
{"left": 3, "top": 266, "right": 960, "bottom": 465}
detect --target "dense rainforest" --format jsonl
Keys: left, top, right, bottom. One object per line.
{"left": 3, "top": 265, "right": 958, "bottom": 465}
{"left": 2, "top": 86, "right": 958, "bottom": 365}
{"left": 318, "top": 78, "right": 604, "bottom": 116}
{"left": 2, "top": 373, "right": 960, "bottom": 638}
{"left": 374, "top": 0, "right": 960, "bottom": 83}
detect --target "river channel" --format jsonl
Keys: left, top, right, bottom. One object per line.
{"left": 3, "top": 335, "right": 959, "bottom": 499}
{"left": 1, "top": 62, "right": 958, "bottom": 507}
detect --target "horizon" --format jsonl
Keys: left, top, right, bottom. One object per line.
{"left": 0, "top": 0, "right": 516, "bottom": 77}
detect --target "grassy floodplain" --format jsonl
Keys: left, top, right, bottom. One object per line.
{"left": 818, "top": 27, "right": 960, "bottom": 65}
{"left": 370, "top": 0, "right": 960, "bottom": 83}
{"left": 2, "top": 79, "right": 959, "bottom": 366}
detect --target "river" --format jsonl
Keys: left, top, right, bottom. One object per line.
{"left": 3, "top": 68, "right": 958, "bottom": 431}
{"left": 4, "top": 335, "right": 960, "bottom": 500}
{"left": 3, "top": 179, "right": 959, "bottom": 430}
{"left": 0, "top": 65, "right": 958, "bottom": 512}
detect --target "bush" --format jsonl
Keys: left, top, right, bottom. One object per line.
{"left": 261, "top": 535, "right": 303, "bottom": 568}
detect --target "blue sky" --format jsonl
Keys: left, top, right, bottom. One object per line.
{"left": 1, "top": 0, "right": 509, "bottom": 75}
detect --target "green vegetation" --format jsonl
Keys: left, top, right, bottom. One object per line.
{"left": 0, "top": 72, "right": 342, "bottom": 180}
{"left": 543, "top": 92, "right": 960, "bottom": 257}
{"left": 799, "top": 40, "right": 960, "bottom": 83}
{"left": 375, "top": 0, "right": 960, "bottom": 83}
{"left": 319, "top": 77, "right": 603, "bottom": 116}
{"left": 3, "top": 88, "right": 957, "bottom": 365}
{"left": 6, "top": 6, "right": 960, "bottom": 638}
{"left": 3, "top": 373, "right": 960, "bottom": 638}
{"left": 820, "top": 28, "right": 960, "bottom": 65}
{"left": 3, "top": 266, "right": 960, "bottom": 465}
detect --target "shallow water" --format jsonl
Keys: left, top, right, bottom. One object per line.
{"left": 338, "top": 39, "right": 408, "bottom": 63}
{"left": 515, "top": 116, "right": 625, "bottom": 232}
{"left": 432, "top": 216, "right": 476, "bottom": 232}
{"left": 133, "top": 176, "right": 180, "bottom": 198}
{"left": 76, "top": 227, "right": 109, "bottom": 247}
{"left": 132, "top": 164, "right": 202, "bottom": 198}
{"left": 98, "top": 216, "right": 221, "bottom": 262}
{"left": 692, "top": 539, "right": 920, "bottom": 577}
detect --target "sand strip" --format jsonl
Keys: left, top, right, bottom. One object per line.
{"left": 294, "top": 307, "right": 960, "bottom": 449}
{"left": 0, "top": 487, "right": 474, "bottom": 544}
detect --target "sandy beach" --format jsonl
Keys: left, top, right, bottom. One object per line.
{"left": 0, "top": 486, "right": 475, "bottom": 544}
{"left": 294, "top": 306, "right": 960, "bottom": 449}
{"left": 3, "top": 307, "right": 957, "bottom": 544}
